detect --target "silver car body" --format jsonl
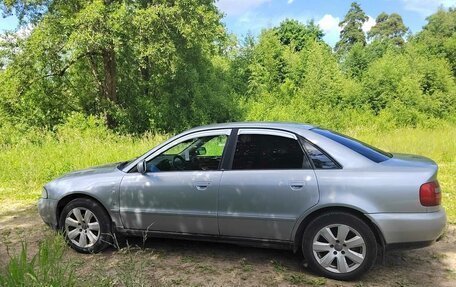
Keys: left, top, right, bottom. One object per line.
{"left": 38, "top": 122, "right": 446, "bottom": 250}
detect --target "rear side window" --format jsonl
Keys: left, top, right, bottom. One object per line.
{"left": 302, "top": 140, "right": 340, "bottom": 169}
{"left": 312, "top": 128, "right": 392, "bottom": 163}
{"left": 232, "top": 134, "right": 311, "bottom": 170}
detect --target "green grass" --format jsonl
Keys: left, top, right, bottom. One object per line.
{"left": 0, "top": 124, "right": 455, "bottom": 286}
{"left": 0, "top": 129, "right": 167, "bottom": 212}
{"left": 0, "top": 124, "right": 454, "bottom": 223}
{"left": 0, "top": 235, "right": 76, "bottom": 286}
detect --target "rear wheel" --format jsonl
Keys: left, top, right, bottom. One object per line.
{"left": 302, "top": 212, "right": 377, "bottom": 280}
{"left": 59, "top": 198, "right": 112, "bottom": 253}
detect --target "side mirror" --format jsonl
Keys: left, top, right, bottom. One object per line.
{"left": 196, "top": 146, "right": 206, "bottom": 156}
{"left": 137, "top": 160, "right": 147, "bottom": 174}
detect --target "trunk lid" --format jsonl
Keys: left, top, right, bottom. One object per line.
{"left": 381, "top": 153, "right": 438, "bottom": 169}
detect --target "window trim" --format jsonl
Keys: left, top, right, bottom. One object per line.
{"left": 238, "top": 128, "right": 297, "bottom": 140}
{"left": 226, "top": 128, "right": 313, "bottom": 171}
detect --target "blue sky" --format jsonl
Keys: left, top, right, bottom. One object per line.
{"left": 216, "top": 0, "right": 456, "bottom": 46}
{"left": 1, "top": 0, "right": 455, "bottom": 46}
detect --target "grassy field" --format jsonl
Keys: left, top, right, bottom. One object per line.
{"left": 0, "top": 124, "right": 455, "bottom": 286}
{"left": 0, "top": 124, "right": 455, "bottom": 222}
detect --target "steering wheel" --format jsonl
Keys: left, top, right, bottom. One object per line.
{"left": 172, "top": 155, "right": 186, "bottom": 170}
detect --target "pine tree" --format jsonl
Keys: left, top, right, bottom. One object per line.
{"left": 335, "top": 2, "right": 369, "bottom": 54}
{"left": 368, "top": 12, "right": 409, "bottom": 46}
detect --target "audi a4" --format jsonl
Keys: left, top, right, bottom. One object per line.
{"left": 38, "top": 122, "right": 446, "bottom": 280}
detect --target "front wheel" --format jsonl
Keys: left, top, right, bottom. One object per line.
{"left": 59, "top": 198, "right": 112, "bottom": 253}
{"left": 302, "top": 212, "right": 377, "bottom": 280}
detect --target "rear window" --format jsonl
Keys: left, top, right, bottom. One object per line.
{"left": 312, "top": 128, "right": 392, "bottom": 163}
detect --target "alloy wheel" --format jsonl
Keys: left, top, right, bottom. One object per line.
{"left": 312, "top": 224, "right": 366, "bottom": 274}
{"left": 64, "top": 207, "right": 100, "bottom": 248}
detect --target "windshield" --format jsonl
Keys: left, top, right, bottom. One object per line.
{"left": 312, "top": 128, "right": 393, "bottom": 163}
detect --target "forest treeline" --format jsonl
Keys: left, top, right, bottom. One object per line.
{"left": 0, "top": 0, "right": 455, "bottom": 142}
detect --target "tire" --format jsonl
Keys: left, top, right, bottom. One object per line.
{"left": 59, "top": 198, "right": 112, "bottom": 253}
{"left": 302, "top": 212, "right": 377, "bottom": 280}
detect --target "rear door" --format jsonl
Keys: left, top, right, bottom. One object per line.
{"left": 218, "top": 129, "right": 319, "bottom": 241}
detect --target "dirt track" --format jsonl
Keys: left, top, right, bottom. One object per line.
{"left": 1, "top": 207, "right": 455, "bottom": 287}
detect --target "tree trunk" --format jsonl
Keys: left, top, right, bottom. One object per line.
{"left": 140, "top": 56, "right": 150, "bottom": 97}
{"left": 102, "top": 47, "right": 117, "bottom": 103}
{"left": 102, "top": 46, "right": 117, "bottom": 128}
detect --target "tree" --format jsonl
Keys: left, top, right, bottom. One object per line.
{"left": 341, "top": 42, "right": 368, "bottom": 78}
{"left": 335, "top": 2, "right": 368, "bottom": 54}
{"left": 368, "top": 12, "right": 408, "bottom": 46}
{"left": 0, "top": 0, "right": 233, "bottom": 132}
{"left": 274, "top": 19, "right": 324, "bottom": 51}
{"left": 414, "top": 7, "right": 456, "bottom": 76}
{"left": 361, "top": 48, "right": 456, "bottom": 123}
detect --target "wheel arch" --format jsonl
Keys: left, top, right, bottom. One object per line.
{"left": 293, "top": 206, "right": 386, "bottom": 253}
{"left": 56, "top": 193, "right": 113, "bottom": 229}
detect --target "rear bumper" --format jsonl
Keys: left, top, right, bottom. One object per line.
{"left": 37, "top": 198, "right": 58, "bottom": 229}
{"left": 367, "top": 208, "right": 447, "bottom": 245}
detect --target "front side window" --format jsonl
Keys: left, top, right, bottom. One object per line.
{"left": 232, "top": 134, "right": 310, "bottom": 170}
{"left": 147, "top": 134, "right": 227, "bottom": 172}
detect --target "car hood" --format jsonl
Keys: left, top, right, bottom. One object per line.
{"left": 381, "top": 153, "right": 438, "bottom": 169}
{"left": 45, "top": 162, "right": 125, "bottom": 200}
{"left": 58, "top": 162, "right": 121, "bottom": 179}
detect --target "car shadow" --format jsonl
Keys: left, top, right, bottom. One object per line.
{"left": 108, "top": 231, "right": 455, "bottom": 286}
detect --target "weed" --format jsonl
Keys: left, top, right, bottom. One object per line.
{"left": 181, "top": 255, "right": 198, "bottom": 263}
{"left": 271, "top": 260, "right": 287, "bottom": 272}
{"left": 430, "top": 252, "right": 447, "bottom": 260}
{"left": 284, "top": 273, "right": 326, "bottom": 286}
{"left": 116, "top": 249, "right": 158, "bottom": 287}
{"left": 239, "top": 257, "right": 254, "bottom": 272}
{"left": 195, "top": 264, "right": 216, "bottom": 273}
{"left": 0, "top": 235, "right": 76, "bottom": 287}
{"left": 170, "top": 278, "right": 184, "bottom": 285}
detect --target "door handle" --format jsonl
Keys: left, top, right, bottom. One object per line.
{"left": 289, "top": 181, "right": 305, "bottom": 190}
{"left": 193, "top": 181, "right": 211, "bottom": 190}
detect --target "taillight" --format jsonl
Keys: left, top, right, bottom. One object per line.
{"left": 419, "top": 181, "right": 441, "bottom": 206}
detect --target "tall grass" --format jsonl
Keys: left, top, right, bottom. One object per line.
{"left": 0, "top": 235, "right": 75, "bottom": 286}
{"left": 0, "top": 114, "right": 167, "bottom": 212}
{"left": 0, "top": 116, "right": 454, "bottom": 222}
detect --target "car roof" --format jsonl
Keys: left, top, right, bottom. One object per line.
{"left": 185, "top": 122, "right": 316, "bottom": 133}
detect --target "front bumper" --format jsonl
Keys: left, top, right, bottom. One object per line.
{"left": 367, "top": 208, "right": 447, "bottom": 245}
{"left": 38, "top": 198, "right": 58, "bottom": 229}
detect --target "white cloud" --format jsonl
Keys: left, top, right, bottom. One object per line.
{"left": 362, "top": 16, "right": 376, "bottom": 32}
{"left": 216, "top": 0, "right": 271, "bottom": 16}
{"left": 317, "top": 14, "right": 340, "bottom": 33}
{"left": 317, "top": 14, "right": 341, "bottom": 47}
{"left": 287, "top": 0, "right": 294, "bottom": 4}
{"left": 400, "top": 0, "right": 455, "bottom": 15}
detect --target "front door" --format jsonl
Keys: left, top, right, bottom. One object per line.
{"left": 120, "top": 129, "right": 231, "bottom": 235}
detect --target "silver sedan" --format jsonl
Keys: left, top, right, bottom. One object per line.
{"left": 38, "top": 122, "right": 446, "bottom": 280}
